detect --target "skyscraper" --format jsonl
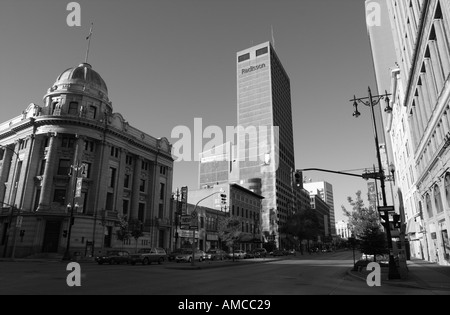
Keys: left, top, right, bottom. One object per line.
{"left": 303, "top": 181, "right": 336, "bottom": 236}
{"left": 236, "top": 42, "right": 295, "bottom": 248}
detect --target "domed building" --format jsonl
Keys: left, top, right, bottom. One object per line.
{"left": 0, "top": 63, "right": 174, "bottom": 259}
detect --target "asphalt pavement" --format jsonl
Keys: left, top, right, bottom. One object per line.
{"left": 2, "top": 252, "right": 449, "bottom": 293}
{"left": 348, "top": 257, "right": 450, "bottom": 292}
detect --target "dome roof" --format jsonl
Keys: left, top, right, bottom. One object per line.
{"left": 55, "top": 63, "right": 108, "bottom": 94}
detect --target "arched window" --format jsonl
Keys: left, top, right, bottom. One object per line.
{"left": 445, "top": 173, "right": 450, "bottom": 207}
{"left": 434, "top": 184, "right": 444, "bottom": 213}
{"left": 426, "top": 193, "right": 433, "bottom": 218}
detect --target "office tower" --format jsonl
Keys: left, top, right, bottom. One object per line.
{"left": 236, "top": 42, "right": 295, "bottom": 248}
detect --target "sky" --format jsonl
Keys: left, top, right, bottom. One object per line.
{"left": 0, "top": 0, "right": 392, "bottom": 224}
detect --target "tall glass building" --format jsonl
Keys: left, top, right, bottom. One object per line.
{"left": 236, "top": 42, "right": 295, "bottom": 248}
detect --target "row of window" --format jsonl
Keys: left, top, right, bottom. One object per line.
{"left": 238, "top": 47, "right": 268, "bottom": 63}
{"left": 421, "top": 172, "right": 450, "bottom": 219}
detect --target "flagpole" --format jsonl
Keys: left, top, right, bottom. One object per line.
{"left": 85, "top": 22, "right": 93, "bottom": 64}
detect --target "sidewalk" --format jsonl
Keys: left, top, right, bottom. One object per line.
{"left": 348, "top": 258, "right": 450, "bottom": 291}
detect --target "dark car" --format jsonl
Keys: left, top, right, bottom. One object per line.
{"left": 129, "top": 247, "right": 167, "bottom": 265}
{"left": 205, "top": 249, "right": 227, "bottom": 260}
{"left": 168, "top": 249, "right": 185, "bottom": 261}
{"left": 251, "top": 248, "right": 268, "bottom": 258}
{"left": 271, "top": 249, "right": 285, "bottom": 256}
{"left": 95, "top": 250, "right": 130, "bottom": 265}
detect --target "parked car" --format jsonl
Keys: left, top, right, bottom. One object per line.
{"left": 129, "top": 247, "right": 167, "bottom": 265}
{"left": 251, "top": 248, "right": 268, "bottom": 258}
{"left": 205, "top": 249, "right": 227, "bottom": 260}
{"left": 95, "top": 250, "right": 130, "bottom": 265}
{"left": 175, "top": 249, "right": 206, "bottom": 263}
{"left": 271, "top": 249, "right": 285, "bottom": 256}
{"left": 167, "top": 249, "right": 185, "bottom": 261}
{"left": 228, "top": 249, "right": 247, "bottom": 259}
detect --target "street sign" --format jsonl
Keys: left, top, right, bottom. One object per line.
{"left": 378, "top": 206, "right": 395, "bottom": 212}
{"left": 191, "top": 210, "right": 198, "bottom": 218}
{"left": 180, "top": 215, "right": 191, "bottom": 229}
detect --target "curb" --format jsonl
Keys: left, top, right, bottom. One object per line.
{"left": 346, "top": 269, "right": 427, "bottom": 290}
{"left": 165, "top": 258, "right": 283, "bottom": 270}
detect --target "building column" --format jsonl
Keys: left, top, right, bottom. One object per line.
{"left": 38, "top": 134, "right": 58, "bottom": 211}
{"left": 115, "top": 148, "right": 127, "bottom": 215}
{"left": 16, "top": 135, "right": 40, "bottom": 211}
{"left": 0, "top": 145, "right": 14, "bottom": 204}
{"left": 130, "top": 156, "right": 142, "bottom": 220}
{"left": 4, "top": 141, "right": 20, "bottom": 207}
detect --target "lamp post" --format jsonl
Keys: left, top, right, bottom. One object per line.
{"left": 351, "top": 86, "right": 401, "bottom": 280}
{"left": 62, "top": 162, "right": 85, "bottom": 261}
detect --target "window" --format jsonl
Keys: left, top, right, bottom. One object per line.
{"left": 108, "top": 167, "right": 116, "bottom": 187}
{"left": 140, "top": 179, "right": 146, "bottom": 192}
{"left": 53, "top": 189, "right": 66, "bottom": 205}
{"left": 88, "top": 105, "right": 97, "bottom": 119}
{"left": 142, "top": 161, "right": 149, "bottom": 171}
{"left": 124, "top": 174, "right": 131, "bottom": 188}
{"left": 445, "top": 173, "right": 450, "bottom": 207}
{"left": 426, "top": 193, "right": 433, "bottom": 218}
{"left": 39, "top": 159, "right": 46, "bottom": 175}
{"left": 33, "top": 189, "right": 41, "bottom": 211}
{"left": 160, "top": 183, "right": 165, "bottom": 200}
{"left": 138, "top": 203, "right": 145, "bottom": 222}
{"left": 57, "top": 159, "right": 71, "bottom": 175}
{"left": 256, "top": 47, "right": 268, "bottom": 56}
{"left": 238, "top": 53, "right": 250, "bottom": 62}
{"left": 110, "top": 146, "right": 119, "bottom": 158}
{"left": 158, "top": 203, "right": 164, "bottom": 218}
{"left": 106, "top": 192, "right": 114, "bottom": 210}
{"left": 0, "top": 149, "right": 4, "bottom": 160}
{"left": 126, "top": 155, "right": 133, "bottom": 165}
{"left": 68, "top": 102, "right": 78, "bottom": 115}
{"left": 434, "top": 184, "right": 444, "bottom": 213}
{"left": 61, "top": 137, "right": 75, "bottom": 148}
{"left": 123, "top": 199, "right": 129, "bottom": 216}
{"left": 84, "top": 140, "right": 95, "bottom": 152}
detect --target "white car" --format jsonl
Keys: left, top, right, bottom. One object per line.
{"left": 228, "top": 250, "right": 246, "bottom": 259}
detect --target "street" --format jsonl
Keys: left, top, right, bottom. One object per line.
{"left": 0, "top": 250, "right": 443, "bottom": 296}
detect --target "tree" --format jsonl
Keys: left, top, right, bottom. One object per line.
{"left": 279, "top": 208, "right": 321, "bottom": 255}
{"left": 116, "top": 214, "right": 130, "bottom": 250}
{"left": 342, "top": 190, "right": 388, "bottom": 259}
{"left": 128, "top": 218, "right": 144, "bottom": 253}
{"left": 218, "top": 216, "right": 243, "bottom": 261}
{"left": 341, "top": 190, "right": 381, "bottom": 237}
{"left": 359, "top": 225, "right": 388, "bottom": 261}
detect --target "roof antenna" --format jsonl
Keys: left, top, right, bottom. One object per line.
{"left": 271, "top": 25, "right": 275, "bottom": 48}
{"left": 85, "top": 22, "right": 94, "bottom": 64}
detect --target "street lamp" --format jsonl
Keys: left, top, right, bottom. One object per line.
{"left": 62, "top": 162, "right": 85, "bottom": 261}
{"left": 351, "top": 87, "right": 401, "bottom": 280}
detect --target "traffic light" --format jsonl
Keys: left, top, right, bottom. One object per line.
{"left": 294, "top": 171, "right": 302, "bottom": 187}
{"left": 63, "top": 230, "right": 68, "bottom": 238}
{"left": 220, "top": 194, "right": 227, "bottom": 204}
{"left": 392, "top": 214, "right": 401, "bottom": 229}
{"left": 379, "top": 211, "right": 389, "bottom": 229}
